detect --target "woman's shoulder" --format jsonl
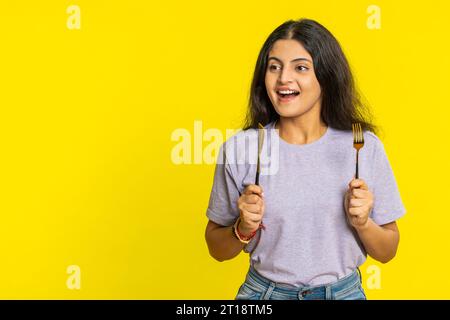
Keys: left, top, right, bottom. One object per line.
{"left": 329, "top": 126, "right": 383, "bottom": 148}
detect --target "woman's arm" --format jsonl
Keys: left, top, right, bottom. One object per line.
{"left": 345, "top": 178, "right": 401, "bottom": 264}
{"left": 205, "top": 220, "right": 245, "bottom": 262}
{"left": 354, "top": 220, "right": 399, "bottom": 263}
{"left": 205, "top": 185, "right": 265, "bottom": 262}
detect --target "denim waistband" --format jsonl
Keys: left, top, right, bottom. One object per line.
{"left": 246, "top": 266, "right": 361, "bottom": 296}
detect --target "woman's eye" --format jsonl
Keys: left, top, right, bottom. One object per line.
{"left": 296, "top": 65, "right": 308, "bottom": 72}
{"left": 269, "top": 65, "right": 281, "bottom": 71}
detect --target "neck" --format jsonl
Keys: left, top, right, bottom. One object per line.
{"left": 275, "top": 117, "right": 328, "bottom": 145}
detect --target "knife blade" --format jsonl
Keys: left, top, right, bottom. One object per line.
{"left": 255, "top": 122, "right": 265, "bottom": 185}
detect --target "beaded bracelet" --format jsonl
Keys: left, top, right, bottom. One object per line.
{"left": 232, "top": 217, "right": 265, "bottom": 244}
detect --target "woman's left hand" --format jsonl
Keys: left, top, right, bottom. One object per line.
{"left": 344, "top": 178, "right": 374, "bottom": 230}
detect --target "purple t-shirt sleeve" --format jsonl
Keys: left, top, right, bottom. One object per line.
{"left": 370, "top": 137, "right": 406, "bottom": 225}
{"left": 206, "top": 144, "right": 241, "bottom": 227}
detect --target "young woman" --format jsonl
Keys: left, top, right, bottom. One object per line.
{"left": 204, "top": 18, "right": 406, "bottom": 300}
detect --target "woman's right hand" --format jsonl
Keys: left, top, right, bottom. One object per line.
{"left": 237, "top": 185, "right": 265, "bottom": 236}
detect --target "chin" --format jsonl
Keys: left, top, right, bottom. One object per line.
{"left": 273, "top": 105, "right": 306, "bottom": 118}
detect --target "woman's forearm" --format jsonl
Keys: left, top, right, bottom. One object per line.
{"left": 205, "top": 225, "right": 245, "bottom": 262}
{"left": 354, "top": 219, "right": 399, "bottom": 263}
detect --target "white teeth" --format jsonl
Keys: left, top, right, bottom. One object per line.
{"left": 278, "top": 90, "right": 298, "bottom": 94}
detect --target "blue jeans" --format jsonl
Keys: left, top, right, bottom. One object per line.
{"left": 235, "top": 266, "right": 367, "bottom": 300}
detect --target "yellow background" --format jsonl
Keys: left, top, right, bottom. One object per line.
{"left": 0, "top": 0, "right": 448, "bottom": 299}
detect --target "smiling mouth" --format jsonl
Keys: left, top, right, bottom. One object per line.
{"left": 276, "top": 90, "right": 300, "bottom": 98}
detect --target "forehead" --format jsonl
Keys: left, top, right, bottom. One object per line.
{"left": 268, "top": 39, "right": 312, "bottom": 61}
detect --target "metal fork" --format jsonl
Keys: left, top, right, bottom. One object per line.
{"left": 352, "top": 123, "right": 364, "bottom": 179}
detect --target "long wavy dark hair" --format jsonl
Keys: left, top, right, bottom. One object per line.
{"left": 243, "top": 18, "right": 379, "bottom": 136}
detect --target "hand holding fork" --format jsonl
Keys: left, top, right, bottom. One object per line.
{"left": 345, "top": 123, "right": 373, "bottom": 230}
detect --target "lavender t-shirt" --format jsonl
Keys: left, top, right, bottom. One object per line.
{"left": 206, "top": 121, "right": 406, "bottom": 287}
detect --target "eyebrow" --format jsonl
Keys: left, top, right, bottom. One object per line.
{"left": 268, "top": 56, "right": 312, "bottom": 64}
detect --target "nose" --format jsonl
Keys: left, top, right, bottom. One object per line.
{"left": 278, "top": 67, "right": 295, "bottom": 84}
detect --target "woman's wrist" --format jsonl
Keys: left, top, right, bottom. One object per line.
{"left": 233, "top": 217, "right": 261, "bottom": 244}
{"left": 353, "top": 218, "right": 372, "bottom": 233}
{"left": 237, "top": 221, "right": 257, "bottom": 237}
